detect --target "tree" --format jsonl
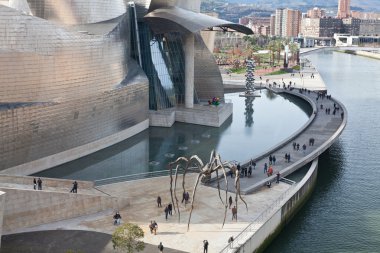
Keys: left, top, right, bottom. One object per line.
{"left": 112, "top": 223, "right": 145, "bottom": 253}
{"left": 267, "top": 40, "right": 276, "bottom": 66}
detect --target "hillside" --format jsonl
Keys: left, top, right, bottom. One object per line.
{"left": 223, "top": 0, "right": 380, "bottom": 12}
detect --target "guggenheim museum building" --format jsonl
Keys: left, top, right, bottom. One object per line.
{"left": 0, "top": 0, "right": 252, "bottom": 175}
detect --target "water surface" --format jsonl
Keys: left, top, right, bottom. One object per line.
{"left": 266, "top": 50, "right": 380, "bottom": 252}
{"left": 36, "top": 90, "right": 310, "bottom": 181}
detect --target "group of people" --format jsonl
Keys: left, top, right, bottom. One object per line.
{"left": 33, "top": 178, "right": 43, "bottom": 190}
{"left": 284, "top": 153, "right": 291, "bottom": 163}
{"left": 157, "top": 240, "right": 209, "bottom": 253}
{"left": 33, "top": 177, "right": 78, "bottom": 193}
{"left": 164, "top": 203, "right": 172, "bottom": 220}
{"left": 268, "top": 155, "right": 276, "bottom": 165}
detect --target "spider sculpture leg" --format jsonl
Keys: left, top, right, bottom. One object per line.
{"left": 187, "top": 172, "right": 203, "bottom": 231}
{"left": 173, "top": 164, "right": 181, "bottom": 222}
{"left": 215, "top": 164, "right": 229, "bottom": 228}
{"left": 185, "top": 155, "right": 204, "bottom": 196}
{"left": 234, "top": 170, "right": 248, "bottom": 215}
{"left": 169, "top": 157, "right": 189, "bottom": 220}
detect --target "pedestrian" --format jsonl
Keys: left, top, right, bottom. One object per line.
{"left": 296, "top": 143, "right": 300, "bottom": 151}
{"left": 228, "top": 236, "right": 234, "bottom": 244}
{"left": 264, "top": 163, "right": 268, "bottom": 174}
{"left": 244, "top": 167, "right": 247, "bottom": 177}
{"left": 181, "top": 191, "right": 186, "bottom": 203}
{"left": 152, "top": 220, "right": 158, "bottom": 235}
{"left": 70, "top": 181, "right": 78, "bottom": 193}
{"left": 272, "top": 155, "right": 276, "bottom": 165}
{"left": 158, "top": 242, "right": 164, "bottom": 253}
{"left": 292, "top": 142, "right": 296, "bottom": 150}
{"left": 302, "top": 144, "right": 307, "bottom": 154}
{"left": 276, "top": 171, "right": 280, "bottom": 183}
{"left": 184, "top": 192, "right": 190, "bottom": 205}
{"left": 269, "top": 155, "right": 272, "bottom": 165}
{"left": 203, "top": 240, "right": 209, "bottom": 253}
{"left": 341, "top": 112, "right": 344, "bottom": 119}
{"left": 37, "top": 178, "right": 42, "bottom": 190}
{"left": 266, "top": 181, "right": 272, "bottom": 188}
{"left": 232, "top": 206, "right": 237, "bottom": 221}
{"left": 248, "top": 165, "right": 252, "bottom": 177}
{"left": 164, "top": 205, "right": 169, "bottom": 220}
{"left": 252, "top": 161, "right": 256, "bottom": 170}
{"left": 229, "top": 195, "right": 233, "bottom": 209}
{"left": 157, "top": 196, "right": 162, "bottom": 207}
{"left": 113, "top": 211, "right": 121, "bottom": 225}
{"left": 149, "top": 221, "right": 154, "bottom": 234}
{"left": 168, "top": 203, "right": 172, "bottom": 215}
{"left": 33, "top": 178, "right": 37, "bottom": 190}
{"left": 287, "top": 153, "right": 291, "bottom": 162}
{"left": 267, "top": 166, "right": 273, "bottom": 177}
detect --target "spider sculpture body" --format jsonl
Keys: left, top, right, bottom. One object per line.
{"left": 168, "top": 150, "right": 248, "bottom": 230}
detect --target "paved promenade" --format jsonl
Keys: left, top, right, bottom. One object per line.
{"left": 2, "top": 59, "right": 346, "bottom": 253}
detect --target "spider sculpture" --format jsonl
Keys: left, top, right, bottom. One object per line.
{"left": 168, "top": 150, "right": 248, "bottom": 230}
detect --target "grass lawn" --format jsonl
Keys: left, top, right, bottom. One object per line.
{"left": 265, "top": 69, "right": 289, "bottom": 76}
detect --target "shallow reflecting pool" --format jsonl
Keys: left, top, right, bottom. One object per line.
{"left": 36, "top": 90, "right": 311, "bottom": 181}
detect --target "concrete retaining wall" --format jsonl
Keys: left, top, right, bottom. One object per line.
{"left": 0, "top": 187, "right": 129, "bottom": 234}
{"left": 0, "top": 175, "right": 94, "bottom": 190}
{"left": 149, "top": 103, "right": 233, "bottom": 127}
{"left": 234, "top": 159, "right": 318, "bottom": 253}
{"left": 0, "top": 191, "right": 4, "bottom": 247}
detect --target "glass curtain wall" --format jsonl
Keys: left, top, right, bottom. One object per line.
{"left": 134, "top": 22, "right": 186, "bottom": 110}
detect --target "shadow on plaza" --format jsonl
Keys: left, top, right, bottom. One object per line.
{"left": 1, "top": 230, "right": 186, "bottom": 253}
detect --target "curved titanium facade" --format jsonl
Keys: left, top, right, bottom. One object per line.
{"left": 0, "top": 0, "right": 251, "bottom": 174}
{"left": 0, "top": 4, "right": 149, "bottom": 172}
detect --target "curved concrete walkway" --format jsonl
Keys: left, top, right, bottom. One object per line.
{"left": 209, "top": 85, "right": 347, "bottom": 194}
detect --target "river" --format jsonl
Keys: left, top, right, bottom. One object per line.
{"left": 266, "top": 50, "right": 380, "bottom": 252}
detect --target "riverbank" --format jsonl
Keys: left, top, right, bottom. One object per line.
{"left": 336, "top": 49, "right": 380, "bottom": 60}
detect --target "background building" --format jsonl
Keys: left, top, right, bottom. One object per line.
{"left": 273, "top": 8, "right": 301, "bottom": 37}
{"left": 307, "top": 7, "right": 326, "bottom": 19}
{"left": 337, "top": 0, "right": 351, "bottom": 18}
{"left": 301, "top": 17, "right": 343, "bottom": 38}
{"left": 351, "top": 11, "right": 380, "bottom": 20}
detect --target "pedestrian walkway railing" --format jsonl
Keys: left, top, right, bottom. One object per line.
{"left": 94, "top": 167, "right": 198, "bottom": 186}
{"left": 219, "top": 179, "right": 297, "bottom": 253}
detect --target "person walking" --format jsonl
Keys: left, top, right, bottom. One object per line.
{"left": 113, "top": 211, "right": 121, "bottom": 225}
{"left": 228, "top": 195, "right": 233, "bottom": 209}
{"left": 157, "top": 196, "right": 162, "bottom": 207}
{"left": 232, "top": 206, "right": 237, "bottom": 221}
{"left": 70, "top": 181, "right": 78, "bottom": 193}
{"left": 272, "top": 155, "right": 276, "bottom": 165}
{"left": 264, "top": 163, "right": 268, "bottom": 174}
{"left": 33, "top": 178, "right": 37, "bottom": 190}
{"left": 269, "top": 155, "right": 272, "bottom": 165}
{"left": 168, "top": 203, "right": 172, "bottom": 215}
{"left": 37, "top": 178, "right": 42, "bottom": 190}
{"left": 276, "top": 171, "right": 280, "bottom": 183}
{"left": 203, "top": 240, "right": 209, "bottom": 253}
{"left": 164, "top": 205, "right": 169, "bottom": 220}
{"left": 158, "top": 242, "right": 164, "bottom": 253}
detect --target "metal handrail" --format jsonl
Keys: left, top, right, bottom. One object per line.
{"left": 94, "top": 167, "right": 198, "bottom": 186}
{"left": 219, "top": 179, "right": 297, "bottom": 253}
